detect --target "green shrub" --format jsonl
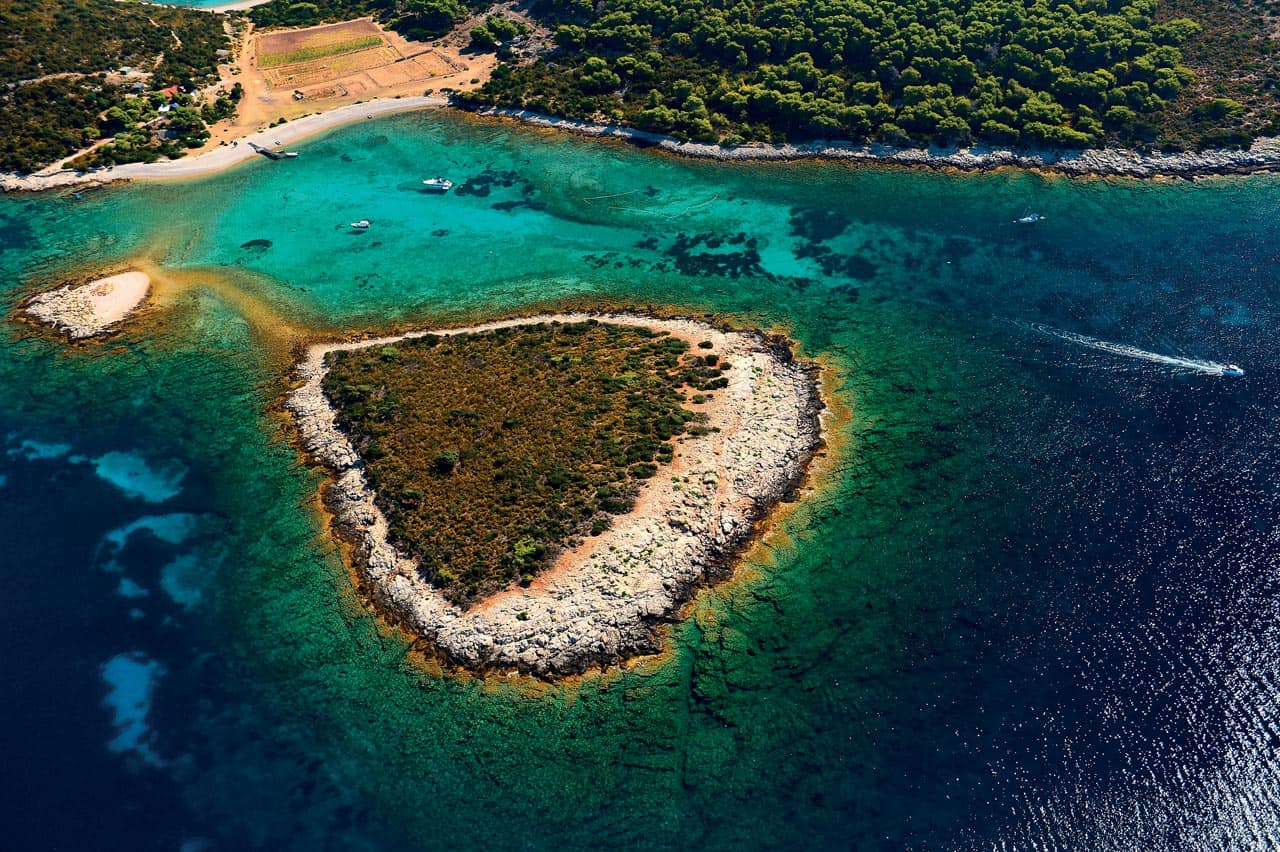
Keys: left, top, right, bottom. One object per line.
{"left": 323, "top": 323, "right": 702, "bottom": 606}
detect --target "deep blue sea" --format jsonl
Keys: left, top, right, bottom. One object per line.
{"left": 2, "top": 111, "right": 1279, "bottom": 850}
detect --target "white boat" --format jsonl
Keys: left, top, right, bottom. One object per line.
{"left": 1017, "top": 212, "right": 1043, "bottom": 224}
{"left": 282, "top": 151, "right": 299, "bottom": 158}
{"left": 351, "top": 219, "right": 370, "bottom": 230}
{"left": 1221, "top": 363, "right": 1245, "bottom": 377}
{"left": 422, "top": 177, "right": 454, "bottom": 192}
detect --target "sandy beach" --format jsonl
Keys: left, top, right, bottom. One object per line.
{"left": 0, "top": 96, "right": 446, "bottom": 192}
{"left": 25, "top": 270, "right": 151, "bottom": 339}
{"left": 204, "top": 0, "right": 275, "bottom": 11}
{"left": 287, "top": 313, "right": 824, "bottom": 677}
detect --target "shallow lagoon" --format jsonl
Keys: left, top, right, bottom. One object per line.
{"left": 3, "top": 110, "right": 1279, "bottom": 850}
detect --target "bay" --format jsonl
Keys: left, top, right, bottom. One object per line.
{"left": 2, "top": 110, "right": 1277, "bottom": 850}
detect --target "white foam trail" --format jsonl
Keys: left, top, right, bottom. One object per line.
{"left": 1022, "top": 323, "right": 1241, "bottom": 376}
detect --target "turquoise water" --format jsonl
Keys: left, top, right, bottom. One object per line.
{"left": 150, "top": 0, "right": 233, "bottom": 7}
{"left": 3, "top": 111, "right": 1280, "bottom": 850}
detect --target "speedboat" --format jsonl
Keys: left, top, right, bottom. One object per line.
{"left": 282, "top": 151, "right": 299, "bottom": 158}
{"left": 1221, "top": 363, "right": 1245, "bottom": 377}
{"left": 351, "top": 219, "right": 370, "bottom": 230}
{"left": 422, "top": 177, "right": 454, "bottom": 192}
{"left": 1017, "top": 212, "right": 1043, "bottom": 224}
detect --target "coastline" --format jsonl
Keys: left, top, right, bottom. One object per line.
{"left": 466, "top": 106, "right": 1280, "bottom": 179}
{"left": 202, "top": 0, "right": 274, "bottom": 11}
{"left": 9, "top": 94, "right": 1280, "bottom": 193}
{"left": 0, "top": 96, "right": 445, "bottom": 193}
{"left": 286, "top": 312, "right": 824, "bottom": 678}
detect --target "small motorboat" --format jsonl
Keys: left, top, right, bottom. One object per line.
{"left": 282, "top": 151, "right": 299, "bottom": 158}
{"left": 1221, "top": 363, "right": 1245, "bottom": 377}
{"left": 1017, "top": 212, "right": 1043, "bottom": 224}
{"left": 350, "top": 219, "right": 370, "bottom": 230}
{"left": 422, "top": 177, "right": 454, "bottom": 192}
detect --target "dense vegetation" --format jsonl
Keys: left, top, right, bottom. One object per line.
{"left": 459, "top": 0, "right": 1276, "bottom": 150}
{"left": 243, "top": 0, "right": 1280, "bottom": 151}
{"left": 0, "top": 0, "right": 232, "bottom": 174}
{"left": 0, "top": 78, "right": 117, "bottom": 173}
{"left": 6, "top": 0, "right": 1278, "bottom": 171}
{"left": 0, "top": 0, "right": 226, "bottom": 83}
{"left": 470, "top": 13, "right": 530, "bottom": 51}
{"left": 323, "top": 321, "right": 731, "bottom": 606}
{"left": 249, "top": 0, "right": 478, "bottom": 40}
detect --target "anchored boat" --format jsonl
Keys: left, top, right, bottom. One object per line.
{"left": 351, "top": 219, "right": 370, "bottom": 230}
{"left": 422, "top": 177, "right": 454, "bottom": 192}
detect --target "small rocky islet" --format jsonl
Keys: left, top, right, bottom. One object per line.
{"left": 24, "top": 270, "right": 150, "bottom": 339}
{"left": 288, "top": 313, "right": 824, "bottom": 677}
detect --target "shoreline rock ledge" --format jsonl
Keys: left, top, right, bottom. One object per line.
{"left": 287, "top": 312, "right": 825, "bottom": 678}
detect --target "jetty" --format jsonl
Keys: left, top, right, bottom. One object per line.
{"left": 248, "top": 142, "right": 283, "bottom": 161}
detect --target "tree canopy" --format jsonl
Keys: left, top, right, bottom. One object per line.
{"left": 249, "top": 0, "right": 477, "bottom": 39}
{"left": 462, "top": 0, "right": 1275, "bottom": 150}
{"left": 0, "top": 0, "right": 231, "bottom": 174}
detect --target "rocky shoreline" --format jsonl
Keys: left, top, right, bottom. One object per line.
{"left": 287, "top": 312, "right": 824, "bottom": 678}
{"left": 467, "top": 105, "right": 1280, "bottom": 179}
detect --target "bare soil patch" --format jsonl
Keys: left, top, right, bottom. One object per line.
{"left": 261, "top": 45, "right": 401, "bottom": 88}
{"left": 182, "top": 16, "right": 492, "bottom": 155}
{"left": 233, "top": 18, "right": 488, "bottom": 116}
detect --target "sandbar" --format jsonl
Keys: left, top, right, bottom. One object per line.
{"left": 25, "top": 271, "right": 151, "bottom": 339}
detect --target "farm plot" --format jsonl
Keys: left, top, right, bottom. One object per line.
{"left": 248, "top": 16, "right": 488, "bottom": 100}
{"left": 261, "top": 46, "right": 402, "bottom": 88}
{"left": 258, "top": 35, "right": 383, "bottom": 68}
{"left": 257, "top": 20, "right": 394, "bottom": 68}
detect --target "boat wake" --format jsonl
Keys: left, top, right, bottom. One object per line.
{"left": 1020, "top": 322, "right": 1244, "bottom": 376}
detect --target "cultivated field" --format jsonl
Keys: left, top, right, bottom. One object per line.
{"left": 257, "top": 19, "right": 384, "bottom": 62}
{"left": 188, "top": 16, "right": 493, "bottom": 155}
{"left": 258, "top": 35, "right": 382, "bottom": 69}
{"left": 251, "top": 18, "right": 467, "bottom": 97}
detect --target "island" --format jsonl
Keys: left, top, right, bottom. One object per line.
{"left": 24, "top": 270, "right": 151, "bottom": 339}
{"left": 287, "top": 313, "right": 823, "bottom": 676}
